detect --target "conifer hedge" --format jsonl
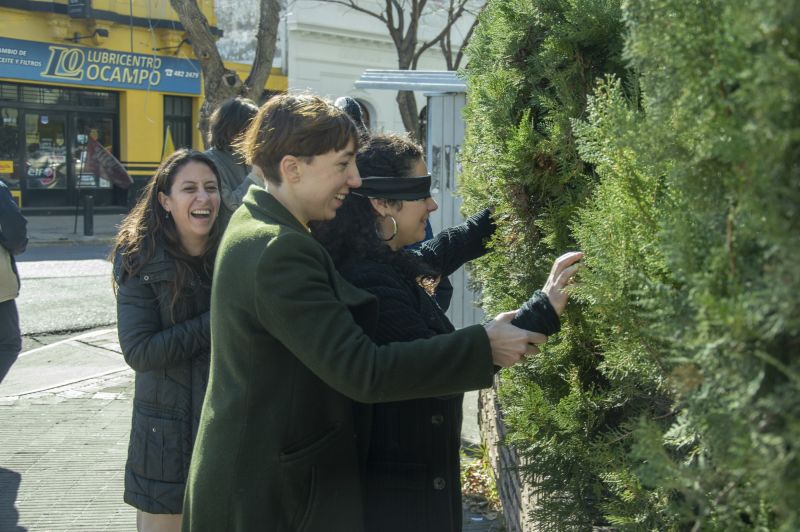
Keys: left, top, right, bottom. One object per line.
{"left": 460, "top": 0, "right": 799, "bottom": 529}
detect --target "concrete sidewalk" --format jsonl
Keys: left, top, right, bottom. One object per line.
{"left": 24, "top": 213, "right": 125, "bottom": 247}
{"left": 0, "top": 329, "right": 135, "bottom": 531}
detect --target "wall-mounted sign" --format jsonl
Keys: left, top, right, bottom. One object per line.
{"left": 0, "top": 161, "right": 13, "bottom": 173}
{"left": 67, "top": 0, "right": 92, "bottom": 19}
{"left": 0, "top": 37, "right": 201, "bottom": 95}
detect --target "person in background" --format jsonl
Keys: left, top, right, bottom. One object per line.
{"left": 0, "top": 181, "right": 27, "bottom": 383}
{"left": 111, "top": 149, "right": 225, "bottom": 532}
{"left": 182, "top": 94, "right": 549, "bottom": 531}
{"left": 204, "top": 97, "right": 258, "bottom": 210}
{"left": 312, "top": 133, "right": 581, "bottom": 531}
{"left": 334, "top": 96, "right": 369, "bottom": 136}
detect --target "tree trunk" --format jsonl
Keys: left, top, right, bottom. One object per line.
{"left": 169, "top": 0, "right": 280, "bottom": 148}
{"left": 244, "top": 0, "right": 281, "bottom": 103}
{"left": 170, "top": 0, "right": 240, "bottom": 147}
{"left": 396, "top": 90, "right": 420, "bottom": 140}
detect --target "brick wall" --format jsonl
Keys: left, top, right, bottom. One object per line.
{"left": 478, "top": 378, "right": 538, "bottom": 532}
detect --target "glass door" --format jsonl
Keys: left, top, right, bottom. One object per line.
{"left": 24, "top": 111, "right": 68, "bottom": 190}
{"left": 72, "top": 114, "right": 116, "bottom": 189}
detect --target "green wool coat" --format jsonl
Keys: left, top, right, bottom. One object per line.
{"left": 182, "top": 187, "right": 494, "bottom": 532}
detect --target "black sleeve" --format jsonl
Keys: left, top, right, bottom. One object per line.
{"left": 511, "top": 290, "right": 560, "bottom": 335}
{"left": 416, "top": 208, "right": 496, "bottom": 277}
{"left": 0, "top": 185, "right": 28, "bottom": 255}
{"left": 115, "top": 273, "right": 211, "bottom": 372}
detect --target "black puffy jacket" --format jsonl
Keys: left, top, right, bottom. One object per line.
{"left": 113, "top": 244, "right": 211, "bottom": 514}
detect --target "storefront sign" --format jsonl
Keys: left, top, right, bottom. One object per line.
{"left": 0, "top": 37, "right": 201, "bottom": 95}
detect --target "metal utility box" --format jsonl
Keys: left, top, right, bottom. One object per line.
{"left": 354, "top": 70, "right": 483, "bottom": 329}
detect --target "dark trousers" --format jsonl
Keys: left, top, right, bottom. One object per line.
{"left": 0, "top": 298, "right": 21, "bottom": 383}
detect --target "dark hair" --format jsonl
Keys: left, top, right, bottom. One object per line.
{"left": 356, "top": 132, "right": 424, "bottom": 179}
{"left": 207, "top": 98, "right": 259, "bottom": 152}
{"left": 111, "top": 149, "right": 227, "bottom": 321}
{"left": 311, "top": 133, "right": 436, "bottom": 284}
{"left": 235, "top": 93, "right": 361, "bottom": 185}
{"left": 334, "top": 96, "right": 367, "bottom": 133}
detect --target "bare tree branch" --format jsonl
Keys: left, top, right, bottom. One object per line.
{"left": 440, "top": 29, "right": 453, "bottom": 70}
{"left": 324, "top": 0, "right": 388, "bottom": 23}
{"left": 452, "top": 7, "right": 481, "bottom": 69}
{"left": 441, "top": 1, "right": 483, "bottom": 69}
{"left": 412, "top": 0, "right": 469, "bottom": 66}
{"left": 317, "top": 0, "right": 483, "bottom": 134}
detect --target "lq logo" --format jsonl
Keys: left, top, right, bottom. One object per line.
{"left": 40, "top": 45, "right": 162, "bottom": 86}
{"left": 42, "top": 46, "right": 85, "bottom": 80}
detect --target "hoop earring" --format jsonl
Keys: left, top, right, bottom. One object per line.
{"left": 378, "top": 214, "right": 397, "bottom": 241}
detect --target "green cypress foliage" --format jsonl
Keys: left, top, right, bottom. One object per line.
{"left": 461, "top": 0, "right": 799, "bottom": 529}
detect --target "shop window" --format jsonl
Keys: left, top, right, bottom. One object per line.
{"left": 73, "top": 114, "right": 116, "bottom": 189}
{"left": 164, "top": 95, "right": 193, "bottom": 149}
{"left": 0, "top": 108, "right": 19, "bottom": 188}
{"left": 76, "top": 90, "right": 116, "bottom": 109}
{"left": 0, "top": 83, "right": 18, "bottom": 102}
{"left": 24, "top": 112, "right": 68, "bottom": 190}
{"left": 20, "top": 86, "right": 64, "bottom": 105}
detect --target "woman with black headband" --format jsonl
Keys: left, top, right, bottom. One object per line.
{"left": 312, "top": 132, "right": 582, "bottom": 532}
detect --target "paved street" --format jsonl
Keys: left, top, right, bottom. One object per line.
{"left": 16, "top": 254, "right": 116, "bottom": 342}
{"left": 0, "top": 226, "right": 503, "bottom": 531}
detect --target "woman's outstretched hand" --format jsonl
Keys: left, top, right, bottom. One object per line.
{"left": 484, "top": 311, "right": 548, "bottom": 368}
{"left": 542, "top": 251, "right": 583, "bottom": 315}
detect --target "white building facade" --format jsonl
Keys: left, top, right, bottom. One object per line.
{"left": 285, "top": 0, "right": 476, "bottom": 134}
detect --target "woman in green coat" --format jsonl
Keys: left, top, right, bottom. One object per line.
{"left": 182, "top": 94, "right": 571, "bottom": 532}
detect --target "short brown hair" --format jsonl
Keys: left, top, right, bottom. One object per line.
{"left": 235, "top": 93, "right": 361, "bottom": 185}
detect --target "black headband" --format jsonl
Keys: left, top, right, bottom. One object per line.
{"left": 353, "top": 175, "right": 432, "bottom": 200}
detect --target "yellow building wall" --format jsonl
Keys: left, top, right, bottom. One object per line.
{"left": 1, "top": 2, "right": 287, "bottom": 182}
{"left": 118, "top": 91, "right": 164, "bottom": 177}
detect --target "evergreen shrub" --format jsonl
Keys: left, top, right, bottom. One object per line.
{"left": 461, "top": 0, "right": 799, "bottom": 529}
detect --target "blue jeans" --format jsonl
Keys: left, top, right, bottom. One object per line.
{"left": 0, "top": 298, "right": 21, "bottom": 383}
